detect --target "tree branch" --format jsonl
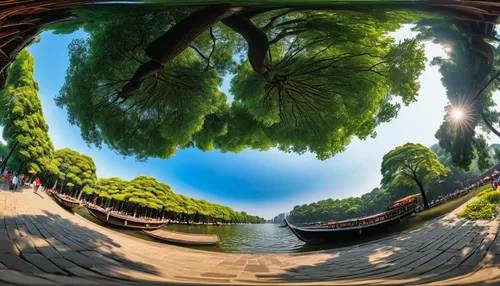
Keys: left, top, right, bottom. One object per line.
{"left": 222, "top": 14, "right": 272, "bottom": 80}
{"left": 481, "top": 108, "right": 500, "bottom": 138}
{"left": 205, "top": 27, "right": 216, "bottom": 72}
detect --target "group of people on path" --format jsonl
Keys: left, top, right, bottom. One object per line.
{"left": 1, "top": 169, "right": 40, "bottom": 192}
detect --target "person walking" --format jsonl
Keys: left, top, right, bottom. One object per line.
{"left": 33, "top": 177, "right": 41, "bottom": 193}
{"left": 11, "top": 174, "right": 19, "bottom": 191}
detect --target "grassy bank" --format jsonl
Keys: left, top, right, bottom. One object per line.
{"left": 459, "top": 186, "right": 500, "bottom": 220}
{"left": 415, "top": 184, "right": 490, "bottom": 222}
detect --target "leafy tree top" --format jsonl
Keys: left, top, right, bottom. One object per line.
{"left": 0, "top": 50, "right": 57, "bottom": 174}
{"left": 54, "top": 148, "right": 97, "bottom": 188}
{"left": 381, "top": 143, "right": 450, "bottom": 187}
{"left": 54, "top": 6, "right": 427, "bottom": 161}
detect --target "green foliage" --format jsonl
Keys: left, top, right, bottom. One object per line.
{"left": 86, "top": 175, "right": 265, "bottom": 223}
{"left": 55, "top": 7, "right": 426, "bottom": 161}
{"left": 416, "top": 18, "right": 500, "bottom": 170}
{"left": 478, "top": 188, "right": 496, "bottom": 197}
{"left": 483, "top": 191, "right": 500, "bottom": 204}
{"left": 494, "top": 149, "right": 500, "bottom": 162}
{"left": 0, "top": 50, "right": 57, "bottom": 174}
{"left": 458, "top": 195, "right": 499, "bottom": 220}
{"left": 381, "top": 143, "right": 449, "bottom": 208}
{"left": 0, "top": 141, "right": 7, "bottom": 158}
{"left": 291, "top": 145, "right": 490, "bottom": 223}
{"left": 53, "top": 148, "right": 97, "bottom": 189}
{"left": 290, "top": 187, "right": 405, "bottom": 223}
{"left": 381, "top": 143, "right": 450, "bottom": 186}
{"left": 55, "top": 8, "right": 230, "bottom": 160}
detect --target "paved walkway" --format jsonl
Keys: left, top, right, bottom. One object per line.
{"left": 0, "top": 186, "right": 499, "bottom": 285}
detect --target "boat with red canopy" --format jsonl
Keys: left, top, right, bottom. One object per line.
{"left": 285, "top": 194, "right": 419, "bottom": 243}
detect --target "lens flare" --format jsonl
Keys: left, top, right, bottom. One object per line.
{"left": 451, "top": 108, "right": 464, "bottom": 121}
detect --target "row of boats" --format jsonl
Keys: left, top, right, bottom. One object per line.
{"left": 49, "top": 190, "right": 219, "bottom": 245}
{"left": 284, "top": 194, "right": 420, "bottom": 243}
{"left": 51, "top": 189, "right": 420, "bottom": 245}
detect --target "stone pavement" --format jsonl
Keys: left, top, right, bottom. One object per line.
{"left": 0, "top": 185, "right": 499, "bottom": 285}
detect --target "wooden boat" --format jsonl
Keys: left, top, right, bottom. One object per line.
{"left": 285, "top": 195, "right": 419, "bottom": 244}
{"left": 142, "top": 229, "right": 219, "bottom": 246}
{"left": 54, "top": 192, "right": 82, "bottom": 209}
{"left": 86, "top": 204, "right": 167, "bottom": 230}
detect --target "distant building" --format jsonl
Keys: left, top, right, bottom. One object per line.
{"left": 273, "top": 213, "right": 290, "bottom": 224}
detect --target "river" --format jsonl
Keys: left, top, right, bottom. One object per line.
{"left": 75, "top": 186, "right": 486, "bottom": 253}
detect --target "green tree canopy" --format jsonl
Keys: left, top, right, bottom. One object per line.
{"left": 55, "top": 6, "right": 426, "bottom": 161}
{"left": 53, "top": 148, "right": 97, "bottom": 198}
{"left": 413, "top": 18, "right": 500, "bottom": 170}
{"left": 0, "top": 50, "right": 57, "bottom": 174}
{"left": 381, "top": 143, "right": 449, "bottom": 209}
{"left": 83, "top": 175, "right": 264, "bottom": 223}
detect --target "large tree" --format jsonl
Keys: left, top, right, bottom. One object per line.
{"left": 52, "top": 148, "right": 97, "bottom": 199}
{"left": 381, "top": 143, "right": 450, "bottom": 209}
{"left": 0, "top": 50, "right": 58, "bottom": 175}
{"left": 55, "top": 6, "right": 426, "bottom": 161}
{"left": 413, "top": 18, "right": 500, "bottom": 170}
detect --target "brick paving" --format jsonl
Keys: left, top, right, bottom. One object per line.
{"left": 0, "top": 185, "right": 498, "bottom": 285}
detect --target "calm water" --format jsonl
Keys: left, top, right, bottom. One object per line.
{"left": 75, "top": 186, "right": 485, "bottom": 253}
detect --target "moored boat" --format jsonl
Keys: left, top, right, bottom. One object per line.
{"left": 285, "top": 194, "right": 419, "bottom": 244}
{"left": 142, "top": 229, "right": 219, "bottom": 245}
{"left": 54, "top": 192, "right": 82, "bottom": 209}
{"left": 86, "top": 204, "right": 167, "bottom": 230}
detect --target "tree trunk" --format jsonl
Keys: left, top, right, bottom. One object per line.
{"left": 222, "top": 14, "right": 271, "bottom": 79}
{"left": 52, "top": 178, "right": 58, "bottom": 190}
{"left": 481, "top": 108, "right": 500, "bottom": 138}
{"left": 118, "top": 5, "right": 236, "bottom": 99}
{"left": 0, "top": 141, "right": 18, "bottom": 171}
{"left": 133, "top": 205, "right": 137, "bottom": 218}
{"left": 77, "top": 188, "right": 83, "bottom": 200}
{"left": 416, "top": 180, "right": 430, "bottom": 210}
{"left": 16, "top": 161, "right": 25, "bottom": 174}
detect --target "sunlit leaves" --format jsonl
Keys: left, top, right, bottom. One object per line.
{"left": 56, "top": 7, "right": 426, "bottom": 161}
{"left": 86, "top": 175, "right": 264, "bottom": 222}
{"left": 1, "top": 50, "right": 56, "bottom": 174}
{"left": 54, "top": 148, "right": 97, "bottom": 189}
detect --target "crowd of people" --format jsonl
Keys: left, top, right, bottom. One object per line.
{"left": 1, "top": 169, "right": 40, "bottom": 192}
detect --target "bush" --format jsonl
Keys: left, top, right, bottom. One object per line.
{"left": 483, "top": 191, "right": 500, "bottom": 204}
{"left": 458, "top": 197, "right": 498, "bottom": 220}
{"left": 478, "top": 188, "right": 496, "bottom": 197}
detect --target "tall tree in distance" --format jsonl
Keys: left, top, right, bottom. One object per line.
{"left": 381, "top": 143, "right": 450, "bottom": 209}
{"left": 0, "top": 50, "right": 57, "bottom": 175}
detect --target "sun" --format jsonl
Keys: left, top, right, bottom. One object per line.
{"left": 451, "top": 108, "right": 464, "bottom": 121}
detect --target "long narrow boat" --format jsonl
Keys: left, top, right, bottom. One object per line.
{"left": 285, "top": 195, "right": 419, "bottom": 244}
{"left": 54, "top": 192, "right": 82, "bottom": 209}
{"left": 142, "top": 229, "right": 219, "bottom": 245}
{"left": 86, "top": 204, "right": 167, "bottom": 230}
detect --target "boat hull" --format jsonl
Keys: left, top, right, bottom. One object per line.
{"left": 54, "top": 194, "right": 82, "bottom": 209}
{"left": 286, "top": 208, "right": 416, "bottom": 244}
{"left": 142, "top": 229, "right": 218, "bottom": 246}
{"left": 86, "top": 205, "right": 165, "bottom": 230}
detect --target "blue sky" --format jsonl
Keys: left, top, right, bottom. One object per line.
{"left": 5, "top": 26, "right": 498, "bottom": 219}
